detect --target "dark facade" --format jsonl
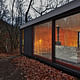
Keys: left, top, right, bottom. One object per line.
{"left": 24, "top": 27, "right": 33, "bottom": 56}
{"left": 20, "top": 0, "right": 80, "bottom": 78}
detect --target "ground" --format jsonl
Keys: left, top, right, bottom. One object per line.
{"left": 12, "top": 56, "right": 78, "bottom": 80}
{"left": 0, "top": 58, "right": 25, "bottom": 80}
{"left": 0, "top": 54, "right": 79, "bottom": 80}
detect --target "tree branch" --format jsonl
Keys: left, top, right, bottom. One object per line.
{"left": 25, "top": 0, "right": 33, "bottom": 22}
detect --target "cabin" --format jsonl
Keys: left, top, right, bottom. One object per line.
{"left": 20, "top": 0, "right": 80, "bottom": 78}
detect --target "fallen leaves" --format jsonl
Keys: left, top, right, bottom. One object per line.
{"left": 12, "top": 56, "right": 78, "bottom": 80}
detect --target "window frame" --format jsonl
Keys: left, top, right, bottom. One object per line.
{"left": 33, "top": 20, "right": 53, "bottom": 62}
{"left": 53, "top": 11, "right": 80, "bottom": 77}
{"left": 78, "top": 32, "right": 80, "bottom": 48}
{"left": 32, "top": 12, "right": 80, "bottom": 74}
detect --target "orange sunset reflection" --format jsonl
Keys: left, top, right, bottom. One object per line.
{"left": 34, "top": 21, "right": 52, "bottom": 59}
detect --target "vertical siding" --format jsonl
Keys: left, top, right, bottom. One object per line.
{"left": 24, "top": 27, "right": 33, "bottom": 56}
{"left": 20, "top": 30, "right": 22, "bottom": 54}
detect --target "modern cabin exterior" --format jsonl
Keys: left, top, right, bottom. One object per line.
{"left": 20, "top": 0, "right": 80, "bottom": 78}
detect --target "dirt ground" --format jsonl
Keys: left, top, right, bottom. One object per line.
{"left": 0, "top": 58, "right": 26, "bottom": 80}
{"left": 0, "top": 55, "right": 79, "bottom": 80}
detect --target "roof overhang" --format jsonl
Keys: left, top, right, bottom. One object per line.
{"left": 20, "top": 0, "right": 80, "bottom": 29}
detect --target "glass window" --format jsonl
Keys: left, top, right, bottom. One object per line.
{"left": 34, "top": 21, "right": 52, "bottom": 59}
{"left": 55, "top": 13, "right": 80, "bottom": 67}
{"left": 22, "top": 30, "right": 24, "bottom": 53}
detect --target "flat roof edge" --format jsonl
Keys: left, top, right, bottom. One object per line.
{"left": 20, "top": 0, "right": 80, "bottom": 29}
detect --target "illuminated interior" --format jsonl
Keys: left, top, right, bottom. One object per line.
{"left": 22, "top": 30, "right": 24, "bottom": 53}
{"left": 34, "top": 21, "right": 52, "bottom": 59}
{"left": 33, "top": 12, "right": 80, "bottom": 65}
{"left": 55, "top": 13, "right": 80, "bottom": 65}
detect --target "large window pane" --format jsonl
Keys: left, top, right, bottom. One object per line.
{"left": 34, "top": 21, "right": 52, "bottom": 59}
{"left": 55, "top": 13, "right": 80, "bottom": 67}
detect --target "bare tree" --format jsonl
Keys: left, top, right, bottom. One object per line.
{"left": 0, "top": 0, "right": 9, "bottom": 20}
{"left": 12, "top": 0, "right": 16, "bottom": 26}
{"left": 25, "top": 0, "right": 33, "bottom": 22}
{"left": 3, "top": 0, "right": 19, "bottom": 51}
{"left": 29, "top": 0, "right": 74, "bottom": 19}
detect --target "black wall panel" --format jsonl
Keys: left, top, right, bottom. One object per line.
{"left": 24, "top": 27, "right": 33, "bottom": 56}
{"left": 20, "top": 30, "right": 22, "bottom": 54}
